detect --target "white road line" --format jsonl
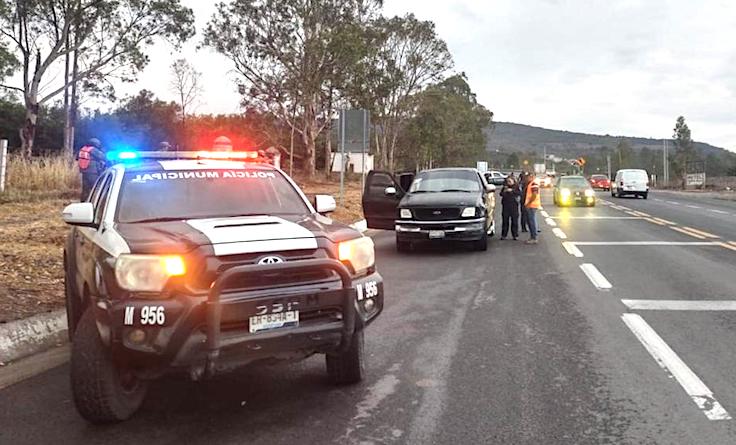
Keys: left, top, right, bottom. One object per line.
{"left": 652, "top": 217, "right": 676, "bottom": 225}
{"left": 618, "top": 206, "right": 632, "bottom": 210}
{"left": 570, "top": 241, "right": 720, "bottom": 246}
{"left": 552, "top": 228, "right": 567, "bottom": 239}
{"left": 644, "top": 218, "right": 667, "bottom": 226}
{"left": 540, "top": 210, "right": 550, "bottom": 218}
{"left": 579, "top": 263, "right": 612, "bottom": 290}
{"left": 631, "top": 211, "right": 651, "bottom": 217}
{"left": 719, "top": 242, "right": 736, "bottom": 252}
{"left": 626, "top": 211, "right": 640, "bottom": 216}
{"left": 671, "top": 227, "right": 707, "bottom": 240}
{"left": 550, "top": 216, "right": 642, "bottom": 220}
{"left": 686, "top": 205, "right": 702, "bottom": 209}
{"left": 545, "top": 218, "right": 557, "bottom": 227}
{"left": 621, "top": 313, "right": 731, "bottom": 421}
{"left": 666, "top": 201, "right": 681, "bottom": 205}
{"left": 654, "top": 198, "right": 663, "bottom": 202}
{"left": 562, "top": 241, "right": 584, "bottom": 257}
{"left": 709, "top": 209, "right": 729, "bottom": 215}
{"left": 622, "top": 299, "right": 736, "bottom": 311}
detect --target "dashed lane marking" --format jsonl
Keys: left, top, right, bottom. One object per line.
{"left": 618, "top": 205, "right": 632, "bottom": 210}
{"left": 686, "top": 205, "right": 702, "bottom": 209}
{"left": 579, "top": 263, "right": 612, "bottom": 290}
{"left": 654, "top": 198, "right": 664, "bottom": 202}
{"left": 671, "top": 227, "right": 707, "bottom": 240}
{"left": 626, "top": 211, "right": 640, "bottom": 216}
{"left": 681, "top": 227, "right": 719, "bottom": 239}
{"left": 666, "top": 201, "right": 681, "bottom": 205}
{"left": 622, "top": 313, "right": 731, "bottom": 421}
{"left": 552, "top": 228, "right": 567, "bottom": 239}
{"left": 622, "top": 299, "right": 736, "bottom": 311}
{"left": 630, "top": 211, "right": 651, "bottom": 217}
{"left": 540, "top": 210, "right": 550, "bottom": 218}
{"left": 562, "top": 241, "right": 584, "bottom": 257}
{"left": 719, "top": 242, "right": 736, "bottom": 252}
{"left": 709, "top": 209, "right": 729, "bottom": 215}
{"left": 545, "top": 218, "right": 557, "bottom": 227}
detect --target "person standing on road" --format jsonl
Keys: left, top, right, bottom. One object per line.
{"left": 76, "top": 138, "right": 107, "bottom": 201}
{"left": 519, "top": 171, "right": 530, "bottom": 232}
{"left": 500, "top": 176, "right": 521, "bottom": 240}
{"left": 524, "top": 171, "right": 541, "bottom": 244}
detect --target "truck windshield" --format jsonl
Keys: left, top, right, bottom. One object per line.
{"left": 116, "top": 169, "right": 310, "bottom": 223}
{"left": 409, "top": 170, "right": 481, "bottom": 193}
{"left": 559, "top": 177, "right": 590, "bottom": 188}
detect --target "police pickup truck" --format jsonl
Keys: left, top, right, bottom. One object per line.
{"left": 62, "top": 150, "right": 383, "bottom": 423}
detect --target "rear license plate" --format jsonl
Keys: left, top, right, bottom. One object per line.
{"left": 249, "top": 311, "right": 299, "bottom": 333}
{"left": 429, "top": 230, "right": 445, "bottom": 239}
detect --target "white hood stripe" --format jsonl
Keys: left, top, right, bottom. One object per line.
{"left": 186, "top": 216, "right": 318, "bottom": 256}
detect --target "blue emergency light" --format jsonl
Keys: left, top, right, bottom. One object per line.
{"left": 107, "top": 150, "right": 139, "bottom": 161}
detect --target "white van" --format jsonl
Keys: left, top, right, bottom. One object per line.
{"left": 612, "top": 169, "right": 649, "bottom": 199}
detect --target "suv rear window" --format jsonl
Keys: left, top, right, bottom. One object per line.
{"left": 116, "top": 169, "right": 309, "bottom": 223}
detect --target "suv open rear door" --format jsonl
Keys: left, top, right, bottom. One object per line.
{"left": 362, "top": 171, "right": 411, "bottom": 230}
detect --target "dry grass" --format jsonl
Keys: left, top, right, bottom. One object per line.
{"left": 1, "top": 155, "right": 80, "bottom": 203}
{"left": 0, "top": 163, "right": 365, "bottom": 323}
{"left": 0, "top": 199, "right": 71, "bottom": 322}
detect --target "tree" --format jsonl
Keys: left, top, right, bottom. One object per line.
{"left": 672, "top": 116, "right": 695, "bottom": 188}
{"left": 204, "top": 0, "right": 380, "bottom": 178}
{"left": 349, "top": 14, "right": 452, "bottom": 171}
{"left": 169, "top": 58, "right": 202, "bottom": 142}
{"left": 615, "top": 139, "right": 633, "bottom": 169}
{"left": 507, "top": 152, "right": 520, "bottom": 169}
{"left": 0, "top": 0, "right": 194, "bottom": 157}
{"left": 398, "top": 74, "right": 491, "bottom": 169}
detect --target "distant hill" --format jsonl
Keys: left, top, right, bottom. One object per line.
{"left": 485, "top": 122, "right": 730, "bottom": 158}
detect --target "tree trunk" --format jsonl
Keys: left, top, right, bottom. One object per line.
{"left": 20, "top": 102, "right": 39, "bottom": 158}
{"left": 302, "top": 100, "right": 317, "bottom": 178}
{"left": 325, "top": 124, "right": 332, "bottom": 179}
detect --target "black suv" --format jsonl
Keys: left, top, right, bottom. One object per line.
{"left": 61, "top": 151, "right": 383, "bottom": 423}
{"left": 362, "top": 168, "right": 496, "bottom": 251}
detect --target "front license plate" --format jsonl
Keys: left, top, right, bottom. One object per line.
{"left": 249, "top": 311, "right": 299, "bottom": 333}
{"left": 429, "top": 230, "right": 445, "bottom": 239}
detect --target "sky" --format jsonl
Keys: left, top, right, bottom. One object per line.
{"left": 116, "top": 0, "right": 736, "bottom": 151}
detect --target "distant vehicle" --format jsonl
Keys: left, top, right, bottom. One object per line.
{"left": 540, "top": 174, "right": 554, "bottom": 188}
{"left": 483, "top": 170, "right": 507, "bottom": 186}
{"left": 553, "top": 175, "right": 596, "bottom": 207}
{"left": 534, "top": 163, "right": 546, "bottom": 174}
{"left": 363, "top": 168, "right": 497, "bottom": 252}
{"left": 612, "top": 169, "right": 649, "bottom": 199}
{"left": 589, "top": 174, "right": 611, "bottom": 191}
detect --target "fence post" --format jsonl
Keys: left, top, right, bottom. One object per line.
{"left": 0, "top": 139, "right": 8, "bottom": 193}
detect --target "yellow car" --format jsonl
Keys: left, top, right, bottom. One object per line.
{"left": 553, "top": 175, "right": 596, "bottom": 207}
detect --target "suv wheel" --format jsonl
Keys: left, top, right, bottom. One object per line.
{"left": 326, "top": 330, "right": 365, "bottom": 384}
{"left": 71, "top": 309, "right": 148, "bottom": 423}
{"left": 642, "top": 192, "right": 648, "bottom": 200}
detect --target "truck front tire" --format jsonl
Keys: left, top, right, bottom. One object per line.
{"left": 71, "top": 309, "right": 148, "bottom": 424}
{"left": 326, "top": 330, "right": 365, "bottom": 385}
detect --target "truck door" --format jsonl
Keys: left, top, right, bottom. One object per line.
{"left": 362, "top": 171, "right": 406, "bottom": 230}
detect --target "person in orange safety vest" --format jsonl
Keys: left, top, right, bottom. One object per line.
{"left": 76, "top": 138, "right": 107, "bottom": 201}
{"left": 524, "top": 171, "right": 541, "bottom": 244}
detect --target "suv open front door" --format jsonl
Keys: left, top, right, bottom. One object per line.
{"left": 362, "top": 171, "right": 411, "bottom": 230}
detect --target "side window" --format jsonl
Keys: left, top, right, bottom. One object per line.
{"left": 366, "top": 172, "right": 395, "bottom": 196}
{"left": 86, "top": 175, "right": 106, "bottom": 203}
{"left": 93, "top": 174, "right": 114, "bottom": 226}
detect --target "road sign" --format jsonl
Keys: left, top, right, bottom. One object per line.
{"left": 476, "top": 161, "right": 488, "bottom": 173}
{"left": 686, "top": 173, "right": 705, "bottom": 187}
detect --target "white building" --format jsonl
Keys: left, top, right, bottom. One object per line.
{"left": 331, "top": 152, "right": 374, "bottom": 174}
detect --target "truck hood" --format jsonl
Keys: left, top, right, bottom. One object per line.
{"left": 115, "top": 214, "right": 357, "bottom": 255}
{"left": 400, "top": 191, "right": 482, "bottom": 208}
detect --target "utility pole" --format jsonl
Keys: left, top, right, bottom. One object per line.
{"left": 339, "top": 109, "right": 346, "bottom": 206}
{"left": 606, "top": 154, "right": 611, "bottom": 180}
{"left": 663, "top": 139, "right": 669, "bottom": 185}
{"left": 0, "top": 139, "right": 8, "bottom": 193}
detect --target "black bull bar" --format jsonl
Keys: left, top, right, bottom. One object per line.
{"left": 205, "top": 259, "right": 356, "bottom": 377}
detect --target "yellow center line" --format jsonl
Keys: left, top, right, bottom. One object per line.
{"left": 632, "top": 211, "right": 651, "bottom": 217}
{"left": 681, "top": 227, "right": 719, "bottom": 239}
{"left": 652, "top": 217, "right": 676, "bottom": 226}
{"left": 730, "top": 241, "right": 736, "bottom": 247}
{"left": 625, "top": 211, "right": 640, "bottom": 217}
{"left": 719, "top": 242, "right": 736, "bottom": 252}
{"left": 644, "top": 218, "right": 667, "bottom": 226}
{"left": 671, "top": 226, "right": 706, "bottom": 240}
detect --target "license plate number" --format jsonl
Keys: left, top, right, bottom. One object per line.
{"left": 429, "top": 230, "right": 445, "bottom": 239}
{"left": 249, "top": 311, "right": 299, "bottom": 333}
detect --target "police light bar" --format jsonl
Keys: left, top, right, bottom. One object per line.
{"left": 107, "top": 150, "right": 274, "bottom": 164}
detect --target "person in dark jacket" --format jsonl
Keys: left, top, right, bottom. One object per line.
{"left": 76, "top": 138, "right": 107, "bottom": 201}
{"left": 519, "top": 171, "right": 530, "bottom": 232}
{"left": 499, "top": 175, "right": 521, "bottom": 240}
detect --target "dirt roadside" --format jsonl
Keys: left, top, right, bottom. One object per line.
{"left": 0, "top": 179, "right": 364, "bottom": 324}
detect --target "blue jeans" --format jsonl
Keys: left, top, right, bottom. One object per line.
{"left": 526, "top": 207, "right": 538, "bottom": 239}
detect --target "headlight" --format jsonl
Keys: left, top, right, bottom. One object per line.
{"left": 461, "top": 207, "right": 477, "bottom": 217}
{"left": 584, "top": 189, "right": 595, "bottom": 197}
{"left": 560, "top": 188, "right": 571, "bottom": 197}
{"left": 115, "top": 255, "right": 186, "bottom": 293}
{"left": 400, "top": 208, "right": 412, "bottom": 219}
{"left": 338, "top": 236, "right": 375, "bottom": 275}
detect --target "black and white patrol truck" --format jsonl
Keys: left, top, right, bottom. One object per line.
{"left": 62, "top": 151, "right": 384, "bottom": 423}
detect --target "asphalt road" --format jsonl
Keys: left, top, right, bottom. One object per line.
{"left": 3, "top": 189, "right": 736, "bottom": 444}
